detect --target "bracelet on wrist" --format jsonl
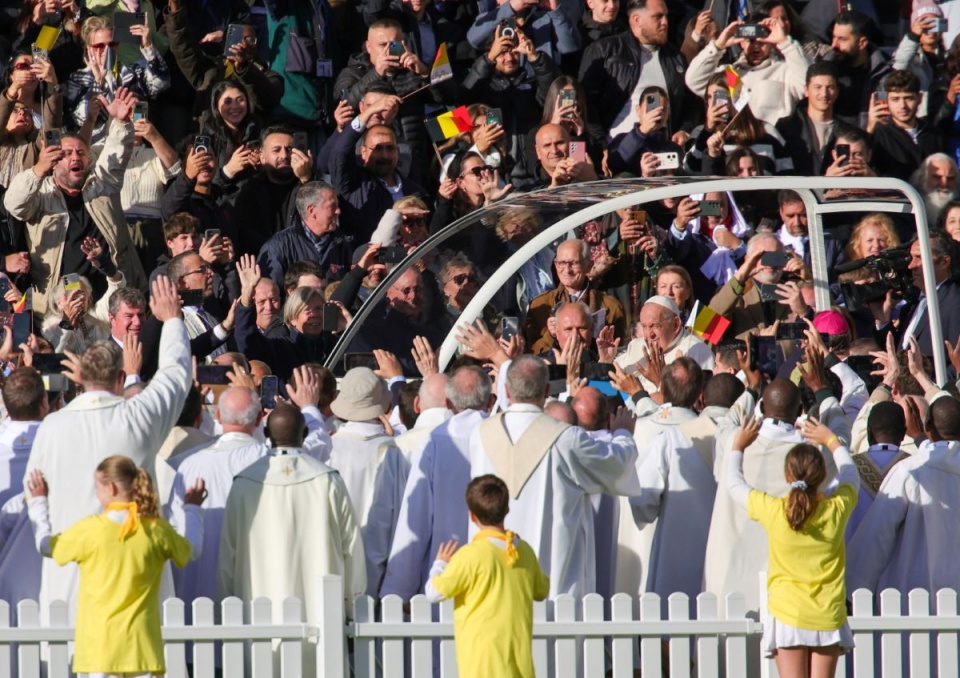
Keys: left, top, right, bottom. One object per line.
{"left": 825, "top": 435, "right": 840, "bottom": 448}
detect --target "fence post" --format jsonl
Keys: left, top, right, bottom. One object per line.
{"left": 937, "top": 589, "right": 959, "bottom": 677}
{"left": 46, "top": 600, "right": 69, "bottom": 678}
{"left": 880, "top": 589, "right": 903, "bottom": 677}
{"left": 316, "top": 576, "right": 345, "bottom": 678}
{"left": 909, "top": 589, "right": 931, "bottom": 676}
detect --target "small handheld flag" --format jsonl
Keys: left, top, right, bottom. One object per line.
{"left": 692, "top": 305, "right": 731, "bottom": 345}
{"left": 424, "top": 106, "right": 473, "bottom": 143}
{"left": 430, "top": 43, "right": 453, "bottom": 85}
{"left": 34, "top": 26, "right": 61, "bottom": 52}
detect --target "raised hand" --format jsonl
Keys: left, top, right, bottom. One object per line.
{"left": 27, "top": 469, "right": 48, "bottom": 498}
{"left": 123, "top": 332, "right": 142, "bottom": 377}
{"left": 800, "top": 416, "right": 839, "bottom": 449}
{"left": 373, "top": 349, "right": 403, "bottom": 379}
{"left": 607, "top": 362, "right": 642, "bottom": 397}
{"left": 149, "top": 275, "right": 183, "bottom": 322}
{"left": 732, "top": 416, "right": 761, "bottom": 451}
{"left": 237, "top": 254, "right": 261, "bottom": 305}
{"left": 184, "top": 478, "right": 208, "bottom": 506}
{"left": 596, "top": 325, "right": 621, "bottom": 364}
{"left": 100, "top": 87, "right": 138, "bottom": 122}
{"left": 609, "top": 405, "right": 637, "bottom": 434}
{"left": 411, "top": 335, "right": 438, "bottom": 377}
{"left": 435, "top": 540, "right": 459, "bottom": 563}
{"left": 637, "top": 341, "right": 665, "bottom": 389}
{"left": 286, "top": 365, "right": 320, "bottom": 409}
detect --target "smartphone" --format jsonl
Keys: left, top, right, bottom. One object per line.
{"left": 204, "top": 228, "right": 220, "bottom": 241}
{"left": 874, "top": 91, "right": 888, "bottom": 104}
{"left": 501, "top": 316, "right": 519, "bottom": 341}
{"left": 113, "top": 11, "right": 146, "bottom": 45}
{"left": 64, "top": 273, "right": 81, "bottom": 293}
{"left": 388, "top": 40, "right": 404, "bottom": 57}
{"left": 178, "top": 289, "right": 204, "bottom": 307}
{"left": 344, "top": 352, "right": 379, "bottom": 372}
{"left": 485, "top": 108, "right": 502, "bottom": 126}
{"left": 645, "top": 93, "right": 662, "bottom": 111}
{"left": 321, "top": 303, "right": 340, "bottom": 332}
{"left": 194, "top": 135, "right": 212, "bottom": 154}
{"left": 196, "top": 364, "right": 232, "bottom": 385}
{"left": 11, "top": 313, "right": 30, "bottom": 347}
{"left": 293, "top": 131, "right": 308, "bottom": 152}
{"left": 498, "top": 17, "right": 517, "bottom": 39}
{"left": 760, "top": 251, "right": 789, "bottom": 268}
{"left": 844, "top": 354, "right": 877, "bottom": 374}
{"left": 756, "top": 282, "right": 780, "bottom": 302}
{"left": 32, "top": 352, "right": 67, "bottom": 374}
{"left": 652, "top": 151, "right": 679, "bottom": 170}
{"left": 546, "top": 364, "right": 567, "bottom": 382}
{"left": 42, "top": 374, "right": 68, "bottom": 392}
{"left": 775, "top": 321, "right": 808, "bottom": 341}
{"left": 223, "top": 24, "right": 246, "bottom": 55}
{"left": 754, "top": 336, "right": 782, "bottom": 378}
{"left": 835, "top": 143, "right": 850, "bottom": 167}
{"left": 44, "top": 129, "right": 61, "bottom": 147}
{"left": 712, "top": 90, "right": 730, "bottom": 106}
{"left": 259, "top": 375, "right": 279, "bottom": 409}
{"left": 736, "top": 24, "right": 770, "bottom": 39}
{"left": 699, "top": 200, "right": 723, "bottom": 217}
{"left": 931, "top": 18, "right": 949, "bottom": 33}
{"left": 246, "top": 139, "right": 261, "bottom": 153}
{"left": 559, "top": 89, "right": 576, "bottom": 111}
{"left": 568, "top": 140, "right": 587, "bottom": 164}
{"left": 377, "top": 246, "right": 408, "bottom": 264}
{"left": 31, "top": 46, "right": 48, "bottom": 62}
{"left": 133, "top": 101, "right": 148, "bottom": 122}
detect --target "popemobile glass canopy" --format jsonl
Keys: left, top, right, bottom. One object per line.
{"left": 325, "top": 176, "right": 947, "bottom": 384}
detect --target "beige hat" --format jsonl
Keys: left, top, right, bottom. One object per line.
{"left": 643, "top": 295, "right": 681, "bottom": 317}
{"left": 330, "top": 367, "right": 392, "bottom": 421}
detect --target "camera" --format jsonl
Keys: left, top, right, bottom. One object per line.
{"left": 736, "top": 24, "right": 770, "bottom": 39}
{"left": 837, "top": 244, "right": 917, "bottom": 308}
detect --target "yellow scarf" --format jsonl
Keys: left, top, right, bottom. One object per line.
{"left": 106, "top": 501, "right": 140, "bottom": 541}
{"left": 474, "top": 528, "right": 519, "bottom": 565}
{"left": 224, "top": 59, "right": 236, "bottom": 79}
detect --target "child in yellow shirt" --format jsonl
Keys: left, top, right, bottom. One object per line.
{"left": 425, "top": 474, "right": 549, "bottom": 678}
{"left": 27, "top": 455, "right": 207, "bottom": 678}
{"left": 728, "top": 416, "right": 859, "bottom": 678}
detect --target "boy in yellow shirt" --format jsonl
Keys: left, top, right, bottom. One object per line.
{"left": 426, "top": 474, "right": 549, "bottom": 678}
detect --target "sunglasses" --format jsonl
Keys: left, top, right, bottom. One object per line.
{"left": 90, "top": 41, "right": 119, "bottom": 50}
{"left": 461, "top": 165, "right": 494, "bottom": 177}
{"left": 451, "top": 273, "right": 478, "bottom": 286}
{"left": 12, "top": 62, "right": 32, "bottom": 71}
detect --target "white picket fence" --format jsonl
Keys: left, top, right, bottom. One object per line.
{"left": 2, "top": 576, "right": 960, "bottom": 677}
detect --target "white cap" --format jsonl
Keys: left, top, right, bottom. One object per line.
{"left": 643, "top": 295, "right": 681, "bottom": 317}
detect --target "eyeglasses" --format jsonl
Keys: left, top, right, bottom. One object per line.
{"left": 554, "top": 260, "right": 583, "bottom": 269}
{"left": 181, "top": 264, "right": 212, "bottom": 278}
{"left": 13, "top": 62, "right": 32, "bottom": 71}
{"left": 461, "top": 165, "right": 494, "bottom": 178}
{"left": 90, "top": 41, "right": 118, "bottom": 50}
{"left": 451, "top": 273, "right": 478, "bottom": 286}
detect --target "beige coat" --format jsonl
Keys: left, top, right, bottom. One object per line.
{"left": 3, "top": 119, "right": 146, "bottom": 314}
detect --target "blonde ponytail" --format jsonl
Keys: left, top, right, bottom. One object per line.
{"left": 97, "top": 455, "right": 160, "bottom": 518}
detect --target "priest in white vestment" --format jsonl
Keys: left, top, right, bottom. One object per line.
{"left": 469, "top": 355, "right": 641, "bottom": 598}
{"left": 381, "top": 366, "right": 494, "bottom": 600}
{"left": 327, "top": 367, "right": 409, "bottom": 597}
{"left": 393, "top": 374, "right": 452, "bottom": 464}
{"left": 704, "top": 370, "right": 847, "bottom": 615}
{"left": 24, "top": 279, "right": 192, "bottom": 621}
{"left": 848, "top": 396, "right": 960, "bottom": 597}
{"left": 615, "top": 358, "right": 703, "bottom": 599}
{"left": 219, "top": 404, "right": 365, "bottom": 678}
{"left": 615, "top": 296, "right": 714, "bottom": 393}
{"left": 622, "top": 373, "right": 744, "bottom": 609}
{"left": 167, "top": 376, "right": 333, "bottom": 607}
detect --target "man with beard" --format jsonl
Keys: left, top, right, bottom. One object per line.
{"left": 317, "top": 87, "right": 403, "bottom": 176}
{"left": 233, "top": 127, "right": 314, "bottom": 255}
{"left": 257, "top": 181, "right": 353, "bottom": 290}
{"left": 829, "top": 9, "right": 891, "bottom": 126}
{"left": 709, "top": 233, "right": 801, "bottom": 339}
{"left": 866, "top": 70, "right": 942, "bottom": 183}
{"left": 330, "top": 109, "right": 428, "bottom": 243}
{"left": 686, "top": 13, "right": 807, "bottom": 127}
{"left": 912, "top": 153, "right": 959, "bottom": 224}
{"left": 3, "top": 88, "right": 146, "bottom": 314}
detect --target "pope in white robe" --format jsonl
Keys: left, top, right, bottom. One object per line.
{"left": 381, "top": 409, "right": 486, "bottom": 600}
{"left": 219, "top": 448, "right": 366, "bottom": 678}
{"left": 24, "top": 315, "right": 192, "bottom": 621}
{"left": 469, "top": 393, "right": 640, "bottom": 599}
{"left": 848, "top": 438, "right": 960, "bottom": 596}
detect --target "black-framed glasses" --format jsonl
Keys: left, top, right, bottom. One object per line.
{"left": 461, "top": 165, "right": 494, "bottom": 178}
{"left": 451, "top": 273, "right": 478, "bottom": 285}
{"left": 181, "top": 264, "right": 212, "bottom": 278}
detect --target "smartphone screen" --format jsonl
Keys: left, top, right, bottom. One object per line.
{"left": 196, "top": 364, "right": 232, "bottom": 385}
{"left": 322, "top": 304, "right": 339, "bottom": 332}
{"left": 835, "top": 143, "right": 851, "bottom": 167}
{"left": 32, "top": 352, "right": 67, "bottom": 374}
{"left": 260, "top": 375, "right": 279, "bottom": 409}
{"left": 12, "top": 313, "right": 30, "bottom": 347}
{"left": 775, "top": 322, "right": 807, "bottom": 341}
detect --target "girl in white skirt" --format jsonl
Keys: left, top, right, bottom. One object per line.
{"left": 728, "top": 415, "right": 859, "bottom": 678}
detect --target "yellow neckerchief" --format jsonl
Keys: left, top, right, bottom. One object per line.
{"left": 106, "top": 501, "right": 140, "bottom": 541}
{"left": 473, "top": 528, "right": 519, "bottom": 565}
{"left": 224, "top": 59, "right": 236, "bottom": 79}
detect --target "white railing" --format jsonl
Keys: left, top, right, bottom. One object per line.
{"left": 3, "top": 576, "right": 960, "bottom": 677}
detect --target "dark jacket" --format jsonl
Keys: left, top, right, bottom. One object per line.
{"left": 349, "top": 304, "right": 444, "bottom": 375}
{"left": 564, "top": 12, "right": 627, "bottom": 74}
{"left": 876, "top": 278, "right": 960, "bottom": 359}
{"left": 139, "top": 312, "right": 230, "bottom": 381}
{"left": 833, "top": 47, "right": 891, "bottom": 126}
{"left": 235, "top": 302, "right": 336, "bottom": 380}
{"left": 328, "top": 124, "right": 429, "bottom": 244}
{"left": 607, "top": 128, "right": 682, "bottom": 175}
{"left": 578, "top": 32, "right": 693, "bottom": 147}
{"left": 360, "top": 0, "right": 465, "bottom": 64}
{"left": 774, "top": 106, "right": 847, "bottom": 176}
{"left": 869, "top": 120, "right": 943, "bottom": 183}
{"left": 232, "top": 174, "right": 303, "bottom": 256}
{"left": 160, "top": 172, "right": 239, "bottom": 244}
{"left": 257, "top": 223, "right": 353, "bottom": 290}
{"left": 164, "top": 4, "right": 285, "bottom": 120}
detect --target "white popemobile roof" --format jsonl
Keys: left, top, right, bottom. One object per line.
{"left": 326, "top": 176, "right": 947, "bottom": 384}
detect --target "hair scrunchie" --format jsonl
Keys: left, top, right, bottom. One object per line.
{"left": 790, "top": 480, "right": 809, "bottom": 491}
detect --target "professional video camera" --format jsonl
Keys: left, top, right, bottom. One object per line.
{"left": 837, "top": 243, "right": 917, "bottom": 308}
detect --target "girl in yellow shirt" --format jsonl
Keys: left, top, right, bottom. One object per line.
{"left": 425, "top": 474, "right": 550, "bottom": 678}
{"left": 728, "top": 416, "right": 859, "bottom": 678}
{"left": 27, "top": 455, "right": 207, "bottom": 678}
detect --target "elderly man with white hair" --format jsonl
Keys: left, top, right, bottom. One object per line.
{"left": 327, "top": 367, "right": 409, "bottom": 597}
{"left": 615, "top": 295, "right": 714, "bottom": 393}
{"left": 393, "top": 373, "right": 452, "bottom": 463}
{"left": 911, "top": 152, "right": 958, "bottom": 223}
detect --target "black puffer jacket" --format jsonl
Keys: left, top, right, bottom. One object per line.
{"left": 578, "top": 32, "right": 694, "bottom": 147}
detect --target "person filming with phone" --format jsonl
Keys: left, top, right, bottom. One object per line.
{"left": 823, "top": 127, "right": 876, "bottom": 178}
